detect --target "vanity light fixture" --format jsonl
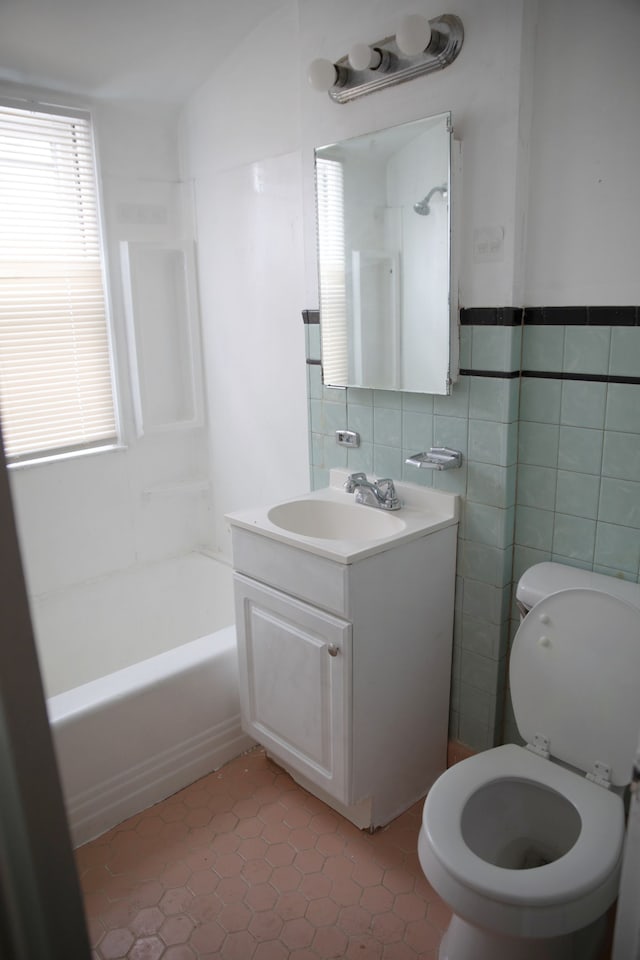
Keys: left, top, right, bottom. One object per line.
{"left": 308, "top": 12, "right": 464, "bottom": 104}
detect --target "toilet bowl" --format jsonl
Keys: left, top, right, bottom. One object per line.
{"left": 419, "top": 568, "right": 640, "bottom": 960}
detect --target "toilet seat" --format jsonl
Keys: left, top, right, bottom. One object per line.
{"left": 422, "top": 743, "right": 624, "bottom": 909}
{"left": 511, "top": 589, "right": 640, "bottom": 786}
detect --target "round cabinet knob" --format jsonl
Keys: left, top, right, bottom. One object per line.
{"left": 538, "top": 635, "right": 551, "bottom": 648}
{"left": 327, "top": 644, "right": 339, "bottom": 657}
{"left": 539, "top": 613, "right": 550, "bottom": 624}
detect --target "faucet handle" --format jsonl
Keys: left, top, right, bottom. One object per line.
{"left": 344, "top": 471, "right": 368, "bottom": 493}
{"left": 375, "top": 478, "right": 400, "bottom": 509}
{"left": 375, "top": 478, "right": 395, "bottom": 495}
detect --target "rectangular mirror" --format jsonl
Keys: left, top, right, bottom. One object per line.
{"left": 315, "top": 112, "right": 457, "bottom": 394}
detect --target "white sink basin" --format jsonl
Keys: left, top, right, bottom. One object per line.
{"left": 267, "top": 498, "right": 405, "bottom": 541}
{"left": 226, "top": 469, "right": 460, "bottom": 563}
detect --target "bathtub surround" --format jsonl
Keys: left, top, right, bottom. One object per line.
{"left": 5, "top": 96, "right": 214, "bottom": 604}
{"left": 304, "top": 305, "right": 640, "bottom": 750}
{"left": 31, "top": 553, "right": 236, "bottom": 698}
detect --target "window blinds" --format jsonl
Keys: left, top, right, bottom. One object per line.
{"left": 315, "top": 157, "right": 348, "bottom": 385}
{"left": 0, "top": 102, "right": 117, "bottom": 462}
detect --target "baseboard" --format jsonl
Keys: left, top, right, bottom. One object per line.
{"left": 66, "top": 714, "right": 255, "bottom": 847}
{"left": 447, "top": 739, "right": 476, "bottom": 767}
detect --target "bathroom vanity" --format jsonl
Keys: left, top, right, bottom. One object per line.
{"left": 226, "top": 469, "right": 459, "bottom": 829}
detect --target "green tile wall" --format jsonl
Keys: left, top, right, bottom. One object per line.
{"left": 515, "top": 323, "right": 640, "bottom": 582}
{"left": 304, "top": 308, "right": 640, "bottom": 752}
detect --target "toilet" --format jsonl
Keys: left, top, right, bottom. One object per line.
{"left": 419, "top": 562, "right": 640, "bottom": 960}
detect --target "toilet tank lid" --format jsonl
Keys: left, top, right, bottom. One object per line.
{"left": 517, "top": 561, "right": 640, "bottom": 611}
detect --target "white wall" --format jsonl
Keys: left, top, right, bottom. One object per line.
{"left": 524, "top": 0, "right": 640, "bottom": 304}
{"left": 181, "top": 2, "right": 309, "bottom": 560}
{"left": 7, "top": 93, "right": 213, "bottom": 600}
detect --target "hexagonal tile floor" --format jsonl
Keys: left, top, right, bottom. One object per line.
{"left": 77, "top": 747, "right": 450, "bottom": 959}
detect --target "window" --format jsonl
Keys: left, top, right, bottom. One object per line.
{"left": 0, "top": 100, "right": 118, "bottom": 464}
{"left": 315, "top": 156, "right": 348, "bottom": 385}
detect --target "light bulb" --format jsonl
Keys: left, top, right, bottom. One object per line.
{"left": 308, "top": 58, "right": 339, "bottom": 92}
{"left": 348, "top": 43, "right": 383, "bottom": 72}
{"left": 395, "top": 13, "right": 432, "bottom": 57}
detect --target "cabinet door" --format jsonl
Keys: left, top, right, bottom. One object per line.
{"left": 234, "top": 573, "right": 351, "bottom": 804}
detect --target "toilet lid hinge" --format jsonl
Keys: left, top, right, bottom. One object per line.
{"left": 586, "top": 761, "right": 612, "bottom": 789}
{"left": 526, "top": 734, "right": 550, "bottom": 759}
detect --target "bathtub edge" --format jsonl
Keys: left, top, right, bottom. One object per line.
{"left": 66, "top": 712, "right": 255, "bottom": 847}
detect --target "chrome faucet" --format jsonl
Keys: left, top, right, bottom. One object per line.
{"left": 344, "top": 472, "right": 401, "bottom": 511}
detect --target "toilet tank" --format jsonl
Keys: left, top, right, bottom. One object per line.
{"left": 517, "top": 562, "right": 640, "bottom": 616}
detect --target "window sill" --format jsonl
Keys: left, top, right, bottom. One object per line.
{"left": 7, "top": 443, "right": 127, "bottom": 471}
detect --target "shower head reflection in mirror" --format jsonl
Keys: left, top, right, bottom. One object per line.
{"left": 413, "top": 184, "right": 448, "bottom": 216}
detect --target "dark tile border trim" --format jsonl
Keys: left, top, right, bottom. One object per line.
{"left": 460, "top": 368, "right": 520, "bottom": 379}
{"left": 523, "top": 307, "right": 587, "bottom": 325}
{"left": 522, "top": 370, "right": 640, "bottom": 385}
{"left": 307, "top": 306, "right": 639, "bottom": 326}
{"left": 524, "top": 306, "right": 639, "bottom": 326}
{"left": 460, "top": 307, "right": 522, "bottom": 326}
{"left": 460, "top": 369, "right": 640, "bottom": 384}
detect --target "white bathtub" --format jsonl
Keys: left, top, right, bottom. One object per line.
{"left": 38, "top": 553, "right": 254, "bottom": 847}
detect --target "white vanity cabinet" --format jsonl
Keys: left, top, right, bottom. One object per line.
{"left": 230, "top": 499, "right": 459, "bottom": 830}
{"left": 233, "top": 573, "right": 351, "bottom": 804}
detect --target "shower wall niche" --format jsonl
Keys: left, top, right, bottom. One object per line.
{"left": 120, "top": 241, "right": 204, "bottom": 436}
